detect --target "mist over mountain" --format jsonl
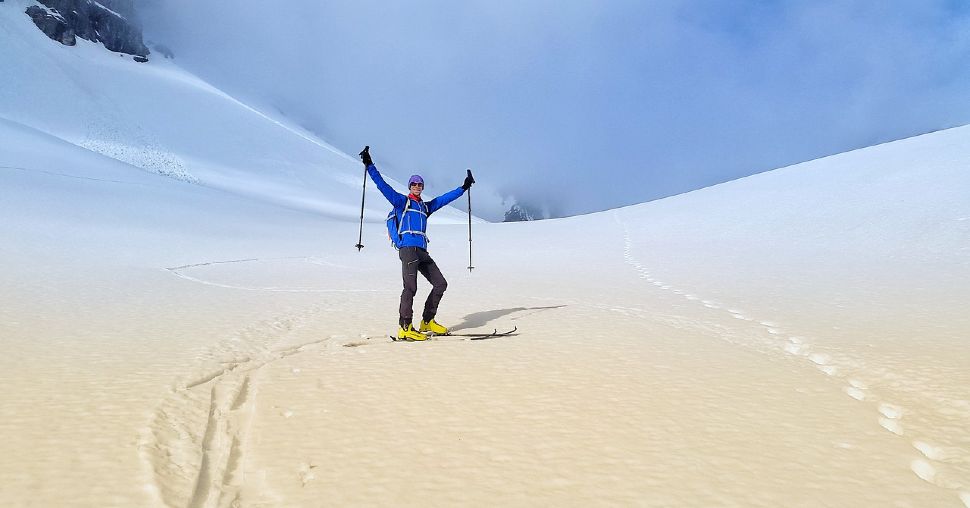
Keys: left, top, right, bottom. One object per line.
{"left": 134, "top": 1, "right": 970, "bottom": 221}
{"left": 7, "top": 0, "right": 970, "bottom": 223}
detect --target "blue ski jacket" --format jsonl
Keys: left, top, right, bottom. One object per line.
{"left": 367, "top": 165, "right": 465, "bottom": 250}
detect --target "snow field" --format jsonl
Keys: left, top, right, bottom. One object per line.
{"left": 611, "top": 127, "right": 970, "bottom": 504}
{"left": 3, "top": 2, "right": 970, "bottom": 503}
{"left": 3, "top": 124, "right": 969, "bottom": 504}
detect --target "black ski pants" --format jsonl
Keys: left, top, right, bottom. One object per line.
{"left": 398, "top": 247, "right": 448, "bottom": 328}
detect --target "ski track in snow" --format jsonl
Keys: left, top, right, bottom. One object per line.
{"left": 1, "top": 164, "right": 153, "bottom": 186}
{"left": 145, "top": 252, "right": 504, "bottom": 505}
{"left": 138, "top": 303, "right": 365, "bottom": 507}
{"left": 165, "top": 257, "right": 394, "bottom": 294}
{"left": 612, "top": 210, "right": 970, "bottom": 504}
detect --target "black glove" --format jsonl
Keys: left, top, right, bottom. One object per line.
{"left": 462, "top": 169, "right": 475, "bottom": 190}
{"left": 359, "top": 146, "right": 373, "bottom": 167}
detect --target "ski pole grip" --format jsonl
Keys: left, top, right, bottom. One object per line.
{"left": 467, "top": 169, "right": 475, "bottom": 183}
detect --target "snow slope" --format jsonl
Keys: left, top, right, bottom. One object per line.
{"left": 3, "top": 2, "right": 970, "bottom": 506}
{"left": 0, "top": 0, "right": 472, "bottom": 223}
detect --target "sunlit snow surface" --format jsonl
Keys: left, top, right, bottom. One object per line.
{"left": 2, "top": 2, "right": 970, "bottom": 506}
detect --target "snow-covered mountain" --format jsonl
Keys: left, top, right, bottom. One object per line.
{"left": 503, "top": 203, "right": 545, "bottom": 222}
{"left": 1, "top": 0, "right": 472, "bottom": 224}
{"left": 3, "top": 2, "right": 970, "bottom": 506}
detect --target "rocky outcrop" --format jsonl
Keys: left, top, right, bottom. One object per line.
{"left": 504, "top": 203, "right": 543, "bottom": 222}
{"left": 25, "top": 0, "right": 150, "bottom": 59}
{"left": 25, "top": 5, "right": 75, "bottom": 45}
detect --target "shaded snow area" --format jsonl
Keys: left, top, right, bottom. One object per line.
{"left": 0, "top": 1, "right": 471, "bottom": 225}
{"left": 3, "top": 4, "right": 970, "bottom": 507}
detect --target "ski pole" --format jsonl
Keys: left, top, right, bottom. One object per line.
{"left": 355, "top": 146, "right": 369, "bottom": 251}
{"left": 466, "top": 169, "right": 475, "bottom": 271}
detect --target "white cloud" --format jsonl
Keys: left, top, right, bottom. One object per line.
{"left": 141, "top": 1, "right": 970, "bottom": 219}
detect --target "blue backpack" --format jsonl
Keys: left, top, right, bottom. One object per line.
{"left": 386, "top": 198, "right": 434, "bottom": 249}
{"left": 385, "top": 199, "right": 410, "bottom": 249}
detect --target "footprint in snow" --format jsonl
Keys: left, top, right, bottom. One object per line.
{"left": 845, "top": 386, "right": 866, "bottom": 401}
{"left": 844, "top": 379, "right": 868, "bottom": 400}
{"left": 818, "top": 365, "right": 838, "bottom": 376}
{"left": 879, "top": 403, "right": 904, "bottom": 419}
{"left": 878, "top": 403, "right": 905, "bottom": 435}
{"left": 784, "top": 337, "right": 808, "bottom": 356}
{"left": 910, "top": 458, "right": 937, "bottom": 483}
{"left": 912, "top": 440, "right": 952, "bottom": 461}
{"left": 807, "top": 353, "right": 838, "bottom": 376}
{"left": 809, "top": 353, "right": 831, "bottom": 365}
{"left": 880, "top": 418, "right": 904, "bottom": 435}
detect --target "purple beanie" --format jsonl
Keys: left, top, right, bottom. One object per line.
{"left": 408, "top": 175, "right": 424, "bottom": 186}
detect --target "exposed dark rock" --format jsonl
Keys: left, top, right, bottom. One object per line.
{"left": 25, "top": 5, "right": 76, "bottom": 46}
{"left": 26, "top": 0, "right": 149, "bottom": 59}
{"left": 504, "top": 203, "right": 543, "bottom": 222}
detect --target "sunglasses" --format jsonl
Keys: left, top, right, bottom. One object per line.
{"left": 410, "top": 182, "right": 424, "bottom": 187}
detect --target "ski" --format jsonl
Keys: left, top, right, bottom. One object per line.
{"left": 390, "top": 326, "right": 518, "bottom": 342}
{"left": 435, "top": 326, "right": 517, "bottom": 339}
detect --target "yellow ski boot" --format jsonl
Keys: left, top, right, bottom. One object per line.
{"left": 419, "top": 319, "right": 448, "bottom": 335}
{"left": 397, "top": 323, "right": 428, "bottom": 341}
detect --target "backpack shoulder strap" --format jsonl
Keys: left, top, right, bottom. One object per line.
{"left": 397, "top": 198, "right": 410, "bottom": 237}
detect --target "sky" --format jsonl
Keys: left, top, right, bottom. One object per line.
{"left": 139, "top": 1, "right": 970, "bottom": 221}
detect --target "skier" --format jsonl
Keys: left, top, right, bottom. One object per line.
{"left": 360, "top": 147, "right": 475, "bottom": 341}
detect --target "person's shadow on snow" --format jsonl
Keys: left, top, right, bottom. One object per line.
{"left": 449, "top": 306, "right": 565, "bottom": 332}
